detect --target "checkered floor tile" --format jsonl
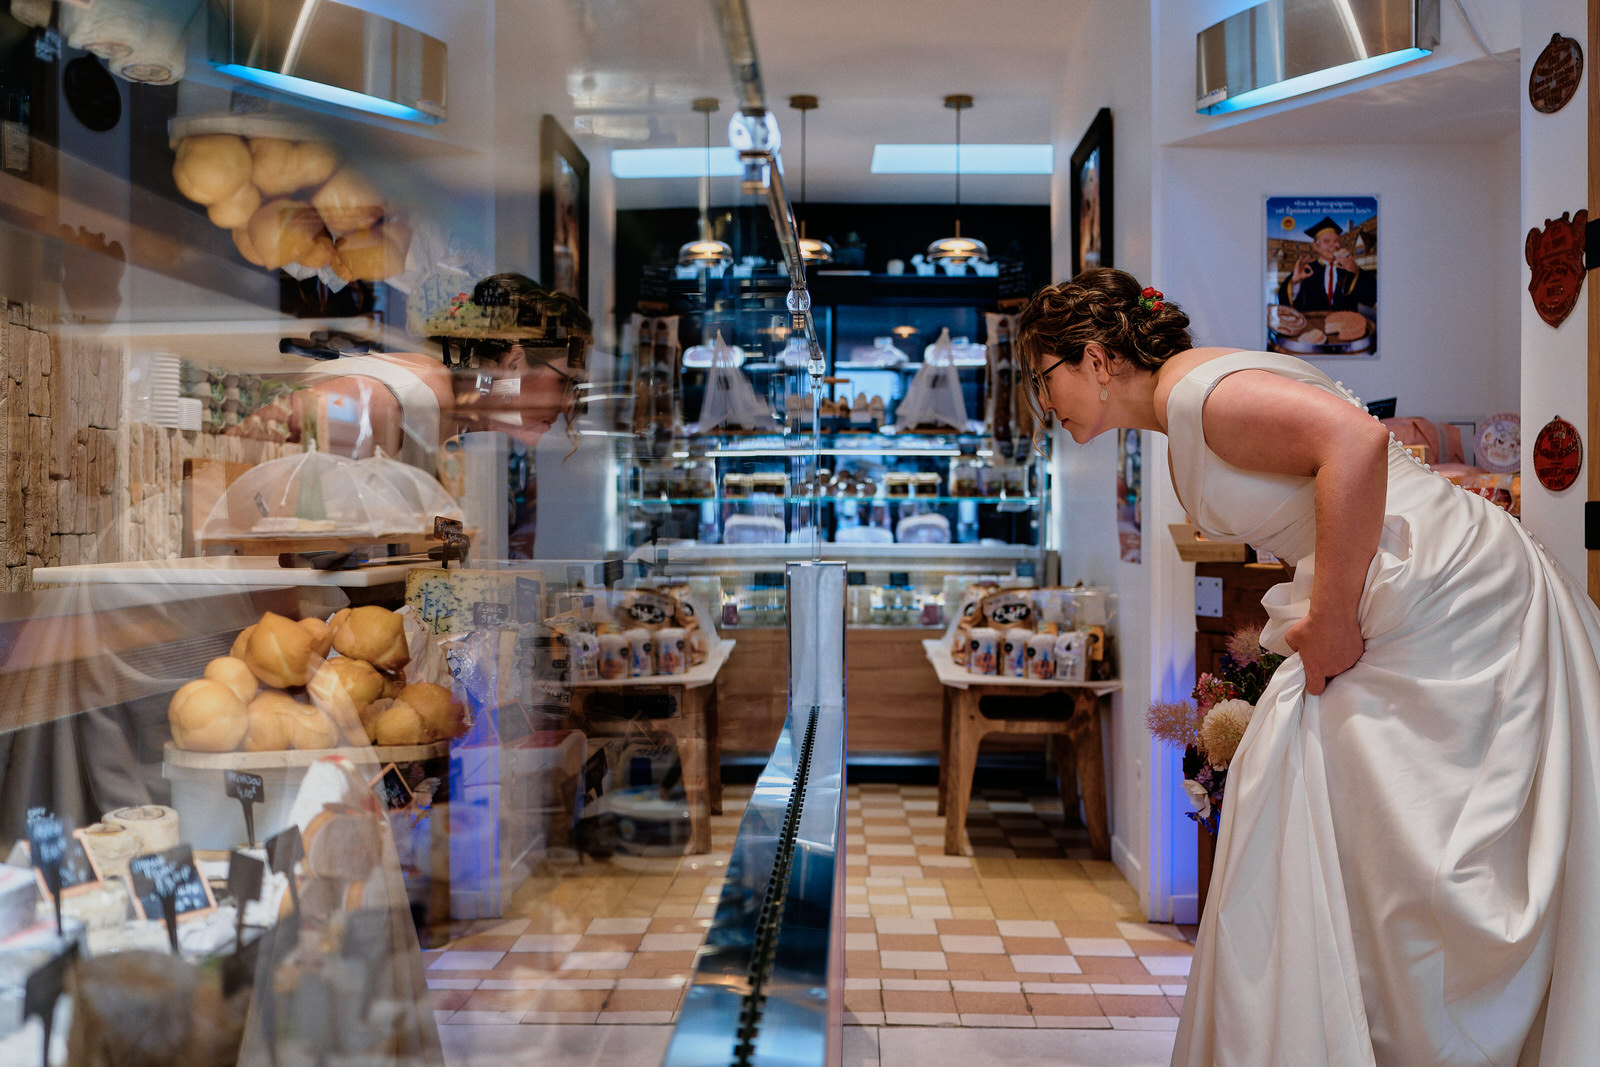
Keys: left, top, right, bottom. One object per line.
{"left": 426, "top": 781, "right": 1194, "bottom": 1032}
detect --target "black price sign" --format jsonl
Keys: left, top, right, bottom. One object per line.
{"left": 128, "top": 844, "right": 216, "bottom": 942}
{"left": 265, "top": 825, "right": 303, "bottom": 918}
{"left": 24, "top": 942, "right": 76, "bottom": 1067}
{"left": 369, "top": 763, "right": 413, "bottom": 812}
{"left": 471, "top": 600, "right": 508, "bottom": 628}
{"left": 227, "top": 850, "right": 265, "bottom": 955}
{"left": 227, "top": 849, "right": 265, "bottom": 908}
{"left": 224, "top": 769, "right": 266, "bottom": 848}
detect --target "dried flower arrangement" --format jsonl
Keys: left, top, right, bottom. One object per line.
{"left": 1146, "top": 626, "right": 1285, "bottom": 835}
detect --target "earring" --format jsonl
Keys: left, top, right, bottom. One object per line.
{"left": 1099, "top": 386, "right": 1109, "bottom": 402}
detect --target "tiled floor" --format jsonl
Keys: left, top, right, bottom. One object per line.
{"left": 427, "top": 778, "right": 1194, "bottom": 1058}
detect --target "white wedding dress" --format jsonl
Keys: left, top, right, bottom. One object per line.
{"left": 1168, "top": 352, "right": 1600, "bottom": 1066}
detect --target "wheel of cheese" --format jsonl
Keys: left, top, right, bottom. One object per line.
{"left": 103, "top": 805, "right": 180, "bottom": 856}
{"left": 79, "top": 822, "right": 141, "bottom": 879}
{"left": 302, "top": 804, "right": 380, "bottom": 881}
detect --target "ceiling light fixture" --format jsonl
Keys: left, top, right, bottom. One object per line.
{"left": 927, "top": 94, "right": 988, "bottom": 267}
{"left": 1197, "top": 0, "right": 1439, "bottom": 114}
{"left": 788, "top": 94, "right": 833, "bottom": 265}
{"left": 209, "top": 0, "right": 447, "bottom": 124}
{"left": 678, "top": 97, "right": 734, "bottom": 268}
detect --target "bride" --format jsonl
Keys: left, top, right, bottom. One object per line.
{"left": 1017, "top": 267, "right": 1600, "bottom": 1066}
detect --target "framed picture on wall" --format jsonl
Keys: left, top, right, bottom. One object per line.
{"left": 1266, "top": 195, "right": 1377, "bottom": 358}
{"left": 1069, "top": 108, "right": 1113, "bottom": 277}
{"left": 540, "top": 115, "right": 590, "bottom": 309}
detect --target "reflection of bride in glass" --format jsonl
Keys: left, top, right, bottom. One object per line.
{"left": 231, "top": 274, "right": 593, "bottom": 462}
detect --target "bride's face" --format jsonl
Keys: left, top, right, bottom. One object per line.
{"left": 1033, "top": 349, "right": 1108, "bottom": 444}
{"left": 452, "top": 346, "right": 580, "bottom": 445}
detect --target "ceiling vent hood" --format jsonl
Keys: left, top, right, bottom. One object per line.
{"left": 1196, "top": 0, "right": 1438, "bottom": 115}
{"left": 208, "top": 0, "right": 447, "bottom": 124}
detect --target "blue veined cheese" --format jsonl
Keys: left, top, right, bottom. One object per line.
{"left": 406, "top": 568, "right": 546, "bottom": 635}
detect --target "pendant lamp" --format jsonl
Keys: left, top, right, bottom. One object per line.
{"left": 789, "top": 95, "right": 834, "bottom": 265}
{"left": 678, "top": 97, "right": 733, "bottom": 268}
{"left": 927, "top": 94, "right": 989, "bottom": 266}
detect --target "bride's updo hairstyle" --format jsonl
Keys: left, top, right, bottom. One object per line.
{"left": 1017, "top": 267, "right": 1193, "bottom": 377}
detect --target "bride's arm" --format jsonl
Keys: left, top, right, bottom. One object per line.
{"left": 1199, "top": 370, "right": 1389, "bottom": 695}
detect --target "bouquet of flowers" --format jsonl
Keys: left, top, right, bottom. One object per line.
{"left": 1146, "top": 626, "right": 1284, "bottom": 835}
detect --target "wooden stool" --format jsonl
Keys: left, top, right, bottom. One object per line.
{"left": 938, "top": 683, "right": 1115, "bottom": 857}
{"left": 566, "top": 642, "right": 732, "bottom": 853}
{"left": 925, "top": 639, "right": 1119, "bottom": 859}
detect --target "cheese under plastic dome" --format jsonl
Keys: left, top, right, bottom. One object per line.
{"left": 199, "top": 451, "right": 463, "bottom": 541}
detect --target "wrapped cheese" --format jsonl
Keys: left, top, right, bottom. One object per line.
{"left": 103, "top": 805, "right": 180, "bottom": 856}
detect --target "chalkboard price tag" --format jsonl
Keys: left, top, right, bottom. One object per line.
{"left": 128, "top": 844, "right": 216, "bottom": 941}
{"left": 24, "top": 942, "right": 76, "bottom": 1067}
{"left": 224, "top": 769, "right": 266, "bottom": 847}
{"left": 472, "top": 600, "right": 508, "bottom": 628}
{"left": 369, "top": 763, "right": 413, "bottom": 812}
{"left": 221, "top": 929, "right": 261, "bottom": 999}
{"left": 27, "top": 813, "right": 67, "bottom": 933}
{"left": 226, "top": 850, "right": 265, "bottom": 951}
{"left": 265, "top": 826, "right": 303, "bottom": 917}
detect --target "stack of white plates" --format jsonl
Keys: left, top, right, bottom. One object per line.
{"left": 177, "top": 397, "right": 203, "bottom": 431}
{"left": 145, "top": 355, "right": 182, "bottom": 428}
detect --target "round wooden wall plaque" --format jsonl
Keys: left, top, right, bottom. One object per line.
{"left": 1529, "top": 33, "right": 1583, "bottom": 114}
{"left": 1532, "top": 416, "right": 1582, "bottom": 492}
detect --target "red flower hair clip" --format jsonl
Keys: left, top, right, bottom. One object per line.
{"left": 1139, "top": 286, "right": 1165, "bottom": 313}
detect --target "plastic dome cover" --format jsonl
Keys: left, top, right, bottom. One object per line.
{"left": 199, "top": 451, "right": 461, "bottom": 539}
{"left": 355, "top": 454, "right": 464, "bottom": 527}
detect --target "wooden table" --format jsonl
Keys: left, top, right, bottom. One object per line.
{"left": 566, "top": 639, "right": 734, "bottom": 854}
{"left": 922, "top": 640, "right": 1119, "bottom": 858}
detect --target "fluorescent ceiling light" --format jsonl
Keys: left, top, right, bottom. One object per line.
{"left": 871, "top": 144, "right": 1053, "bottom": 175}
{"left": 613, "top": 147, "right": 746, "bottom": 179}
{"left": 214, "top": 66, "right": 442, "bottom": 123}
{"left": 1197, "top": 0, "right": 1438, "bottom": 115}
{"left": 209, "top": 0, "right": 447, "bottom": 124}
{"left": 1199, "top": 49, "right": 1432, "bottom": 114}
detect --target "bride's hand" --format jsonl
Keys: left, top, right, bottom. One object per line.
{"left": 1284, "top": 613, "right": 1365, "bottom": 696}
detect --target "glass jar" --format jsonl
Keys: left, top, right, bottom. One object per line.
{"left": 950, "top": 453, "right": 982, "bottom": 497}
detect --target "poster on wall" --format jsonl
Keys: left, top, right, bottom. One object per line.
{"left": 1117, "top": 429, "right": 1142, "bottom": 564}
{"left": 1070, "top": 109, "right": 1112, "bottom": 276}
{"left": 1265, "top": 196, "right": 1377, "bottom": 358}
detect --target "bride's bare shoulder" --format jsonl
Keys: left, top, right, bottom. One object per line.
{"left": 1151, "top": 347, "right": 1245, "bottom": 425}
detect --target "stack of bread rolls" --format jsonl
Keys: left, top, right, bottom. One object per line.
{"left": 168, "top": 606, "right": 467, "bottom": 753}
{"left": 170, "top": 131, "right": 408, "bottom": 283}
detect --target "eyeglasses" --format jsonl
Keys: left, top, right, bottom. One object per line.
{"left": 1028, "top": 356, "right": 1069, "bottom": 397}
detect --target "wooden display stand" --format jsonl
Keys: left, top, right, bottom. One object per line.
{"left": 565, "top": 640, "right": 734, "bottom": 853}
{"left": 923, "top": 640, "right": 1119, "bottom": 858}
{"left": 1193, "top": 560, "right": 1281, "bottom": 914}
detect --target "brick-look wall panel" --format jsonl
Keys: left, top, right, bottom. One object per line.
{"left": 2, "top": 297, "right": 299, "bottom": 588}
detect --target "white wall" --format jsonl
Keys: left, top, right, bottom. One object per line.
{"left": 1042, "top": 1, "right": 1162, "bottom": 912}
{"left": 1518, "top": 0, "right": 1590, "bottom": 577}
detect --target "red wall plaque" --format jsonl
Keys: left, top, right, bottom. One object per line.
{"left": 1529, "top": 33, "right": 1584, "bottom": 114}
{"left": 1525, "top": 210, "right": 1588, "bottom": 328}
{"left": 1532, "top": 416, "right": 1582, "bottom": 492}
